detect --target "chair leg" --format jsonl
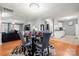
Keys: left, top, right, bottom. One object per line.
{"left": 47, "top": 47, "right": 49, "bottom": 55}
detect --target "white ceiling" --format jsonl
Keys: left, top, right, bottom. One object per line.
{"left": 0, "top": 3, "right": 79, "bottom": 21}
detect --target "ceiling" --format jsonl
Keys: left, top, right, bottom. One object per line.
{"left": 0, "top": 3, "right": 79, "bottom": 21}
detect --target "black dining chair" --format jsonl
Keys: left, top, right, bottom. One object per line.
{"left": 35, "top": 32, "right": 51, "bottom": 56}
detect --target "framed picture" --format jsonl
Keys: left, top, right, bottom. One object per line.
{"left": 24, "top": 24, "right": 30, "bottom": 31}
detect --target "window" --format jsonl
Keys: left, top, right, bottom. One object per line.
{"left": 1, "top": 23, "right": 8, "bottom": 33}
{"left": 2, "top": 22, "right": 23, "bottom": 33}
{"left": 14, "top": 24, "right": 20, "bottom": 31}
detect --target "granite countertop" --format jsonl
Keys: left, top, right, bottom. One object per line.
{"left": 53, "top": 36, "right": 79, "bottom": 45}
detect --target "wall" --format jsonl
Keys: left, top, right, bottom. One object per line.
{"left": 0, "top": 11, "right": 2, "bottom": 45}
{"left": 25, "top": 18, "right": 45, "bottom": 31}
{"left": 25, "top": 18, "right": 54, "bottom": 37}
{"left": 59, "top": 19, "right": 77, "bottom": 36}
{"left": 45, "top": 19, "right": 54, "bottom": 36}
{"left": 76, "top": 18, "right": 79, "bottom": 39}
{"left": 35, "top": 18, "right": 45, "bottom": 31}
{"left": 26, "top": 18, "right": 54, "bottom": 35}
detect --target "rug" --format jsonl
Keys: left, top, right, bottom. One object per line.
{"left": 10, "top": 44, "right": 54, "bottom": 56}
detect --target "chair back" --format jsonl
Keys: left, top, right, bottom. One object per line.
{"left": 18, "top": 32, "right": 25, "bottom": 44}
{"left": 42, "top": 32, "right": 51, "bottom": 49}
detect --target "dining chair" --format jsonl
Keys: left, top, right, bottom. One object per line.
{"left": 18, "top": 32, "right": 32, "bottom": 55}
{"left": 35, "top": 32, "right": 51, "bottom": 56}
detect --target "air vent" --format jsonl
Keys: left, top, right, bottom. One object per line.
{"left": 3, "top": 7, "right": 13, "bottom": 12}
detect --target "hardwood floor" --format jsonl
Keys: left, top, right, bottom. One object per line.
{"left": 49, "top": 37, "right": 79, "bottom": 56}
{"left": 0, "top": 40, "right": 21, "bottom": 56}
{"left": 1, "top": 37, "right": 79, "bottom": 56}
{"left": 0, "top": 38, "right": 54, "bottom": 56}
